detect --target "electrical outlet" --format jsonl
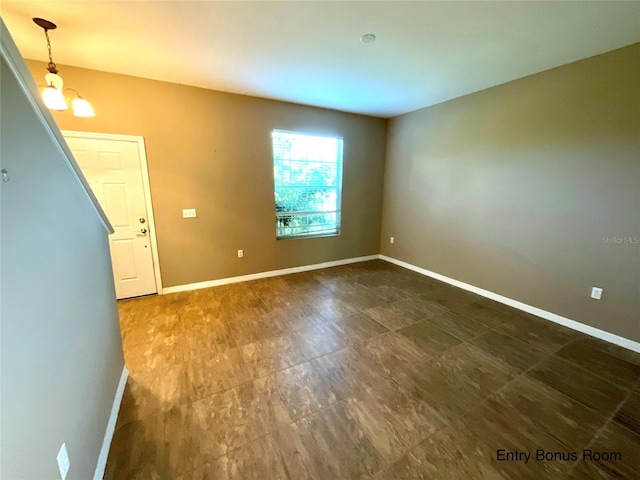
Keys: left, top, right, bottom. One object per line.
{"left": 390, "top": 236, "right": 395, "bottom": 244}
{"left": 590, "top": 287, "right": 603, "bottom": 300}
{"left": 237, "top": 249, "right": 244, "bottom": 258}
{"left": 182, "top": 208, "right": 197, "bottom": 218}
{"left": 57, "top": 443, "right": 70, "bottom": 480}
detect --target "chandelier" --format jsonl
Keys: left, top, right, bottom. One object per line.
{"left": 33, "top": 17, "right": 95, "bottom": 117}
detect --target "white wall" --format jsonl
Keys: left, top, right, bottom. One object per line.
{"left": 1, "top": 56, "right": 124, "bottom": 479}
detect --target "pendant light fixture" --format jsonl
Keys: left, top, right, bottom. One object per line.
{"left": 33, "top": 17, "right": 95, "bottom": 117}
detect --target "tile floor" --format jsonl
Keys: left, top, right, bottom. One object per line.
{"left": 105, "top": 260, "right": 640, "bottom": 479}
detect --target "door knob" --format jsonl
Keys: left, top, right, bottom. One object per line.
{"left": 140, "top": 228, "right": 148, "bottom": 234}
{"left": 139, "top": 218, "right": 146, "bottom": 223}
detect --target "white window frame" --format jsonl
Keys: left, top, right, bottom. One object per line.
{"left": 271, "top": 129, "right": 344, "bottom": 240}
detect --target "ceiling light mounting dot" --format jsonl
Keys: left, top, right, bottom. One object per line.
{"left": 360, "top": 33, "right": 376, "bottom": 44}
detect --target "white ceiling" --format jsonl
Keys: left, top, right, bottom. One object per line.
{"left": 2, "top": 1, "right": 639, "bottom": 118}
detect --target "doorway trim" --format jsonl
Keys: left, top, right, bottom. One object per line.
{"left": 62, "top": 130, "right": 163, "bottom": 295}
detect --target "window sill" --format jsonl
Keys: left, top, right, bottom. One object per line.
{"left": 276, "top": 232, "right": 340, "bottom": 241}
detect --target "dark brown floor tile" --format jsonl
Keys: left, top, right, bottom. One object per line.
{"left": 396, "top": 320, "right": 463, "bottom": 357}
{"left": 411, "top": 295, "right": 451, "bottom": 317}
{"left": 108, "top": 261, "right": 640, "bottom": 478}
{"left": 259, "top": 289, "right": 310, "bottom": 311}
{"left": 280, "top": 271, "right": 324, "bottom": 290}
{"left": 402, "top": 272, "right": 438, "bottom": 285}
{"left": 267, "top": 303, "right": 326, "bottom": 333}
{"left": 182, "top": 327, "right": 237, "bottom": 360}
{"left": 177, "top": 434, "right": 291, "bottom": 480}
{"left": 359, "top": 259, "right": 404, "bottom": 271}
{"left": 365, "top": 284, "right": 415, "bottom": 303}
{"left": 256, "top": 362, "right": 338, "bottom": 427}
{"left": 350, "top": 275, "right": 384, "bottom": 289}
{"left": 493, "top": 375, "right": 608, "bottom": 450}
{"left": 389, "top": 277, "right": 438, "bottom": 297}
{"left": 474, "top": 296, "right": 522, "bottom": 315}
{"left": 244, "top": 276, "right": 291, "bottom": 298}
{"left": 312, "top": 295, "right": 360, "bottom": 320}
{"left": 181, "top": 309, "right": 237, "bottom": 358}
{"left": 565, "top": 460, "right": 616, "bottom": 480}
{"left": 332, "top": 381, "right": 446, "bottom": 473}
{"left": 182, "top": 287, "right": 224, "bottom": 310}
{"left": 470, "top": 330, "right": 548, "bottom": 372}
{"left": 497, "top": 313, "right": 576, "bottom": 353}
{"left": 328, "top": 312, "right": 389, "bottom": 346}
{"left": 181, "top": 304, "right": 225, "bottom": 329}
{"left": 239, "top": 333, "right": 307, "bottom": 379}
{"left": 587, "top": 421, "right": 640, "bottom": 479}
{"left": 230, "top": 311, "right": 288, "bottom": 346}
{"left": 375, "top": 425, "right": 507, "bottom": 480}
{"left": 459, "top": 398, "right": 573, "bottom": 479}
{"left": 453, "top": 300, "right": 512, "bottom": 328}
{"left": 118, "top": 295, "right": 183, "bottom": 329}
{"left": 120, "top": 312, "right": 182, "bottom": 349}
{"left": 291, "top": 283, "right": 337, "bottom": 305}
{"left": 215, "top": 282, "right": 261, "bottom": 303}
{"left": 420, "top": 284, "right": 477, "bottom": 310}
{"left": 433, "top": 343, "right": 519, "bottom": 395}
{"left": 185, "top": 348, "right": 253, "bottom": 401}
{"left": 364, "top": 300, "right": 421, "bottom": 330}
{"left": 223, "top": 297, "right": 270, "bottom": 321}
{"left": 337, "top": 284, "right": 391, "bottom": 310}
{"left": 526, "top": 356, "right": 627, "bottom": 416}
{"left": 573, "top": 336, "right": 640, "bottom": 367}
{"left": 292, "top": 321, "right": 347, "bottom": 359}
{"left": 355, "top": 332, "right": 431, "bottom": 377}
{"left": 556, "top": 342, "right": 640, "bottom": 388}
{"left": 360, "top": 379, "right": 448, "bottom": 450}
{"left": 614, "top": 390, "right": 640, "bottom": 436}
{"left": 311, "top": 273, "right": 354, "bottom": 294}
{"left": 274, "top": 403, "right": 374, "bottom": 480}
{"left": 311, "top": 347, "right": 386, "bottom": 399}
{"left": 124, "top": 334, "right": 189, "bottom": 375}
{"left": 166, "top": 382, "right": 272, "bottom": 471}
{"left": 427, "top": 310, "right": 491, "bottom": 341}
{"left": 392, "top": 359, "right": 487, "bottom": 424}
{"left": 365, "top": 297, "right": 447, "bottom": 330}
{"left": 116, "top": 368, "right": 190, "bottom": 429}
{"left": 160, "top": 291, "right": 196, "bottom": 310}
{"left": 104, "top": 414, "right": 171, "bottom": 480}
{"left": 116, "top": 295, "right": 143, "bottom": 318}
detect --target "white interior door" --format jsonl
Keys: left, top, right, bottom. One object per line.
{"left": 64, "top": 135, "right": 157, "bottom": 299}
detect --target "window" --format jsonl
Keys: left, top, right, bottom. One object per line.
{"left": 272, "top": 130, "right": 343, "bottom": 239}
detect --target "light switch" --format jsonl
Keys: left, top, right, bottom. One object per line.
{"left": 182, "top": 209, "right": 197, "bottom": 218}
{"left": 590, "top": 287, "right": 603, "bottom": 300}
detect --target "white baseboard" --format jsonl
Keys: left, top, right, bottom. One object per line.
{"left": 93, "top": 366, "right": 128, "bottom": 480}
{"left": 162, "top": 255, "right": 380, "bottom": 294}
{"left": 380, "top": 255, "right": 640, "bottom": 354}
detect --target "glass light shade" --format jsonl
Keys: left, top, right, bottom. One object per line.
{"left": 42, "top": 86, "right": 68, "bottom": 110}
{"left": 45, "top": 72, "right": 64, "bottom": 90}
{"left": 72, "top": 98, "right": 95, "bottom": 117}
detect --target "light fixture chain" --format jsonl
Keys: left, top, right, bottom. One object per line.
{"left": 44, "top": 28, "right": 57, "bottom": 72}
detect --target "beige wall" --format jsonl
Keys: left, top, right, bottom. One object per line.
{"left": 381, "top": 44, "right": 640, "bottom": 342}
{"left": 25, "top": 59, "right": 387, "bottom": 288}
{"left": 1, "top": 57, "right": 124, "bottom": 479}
